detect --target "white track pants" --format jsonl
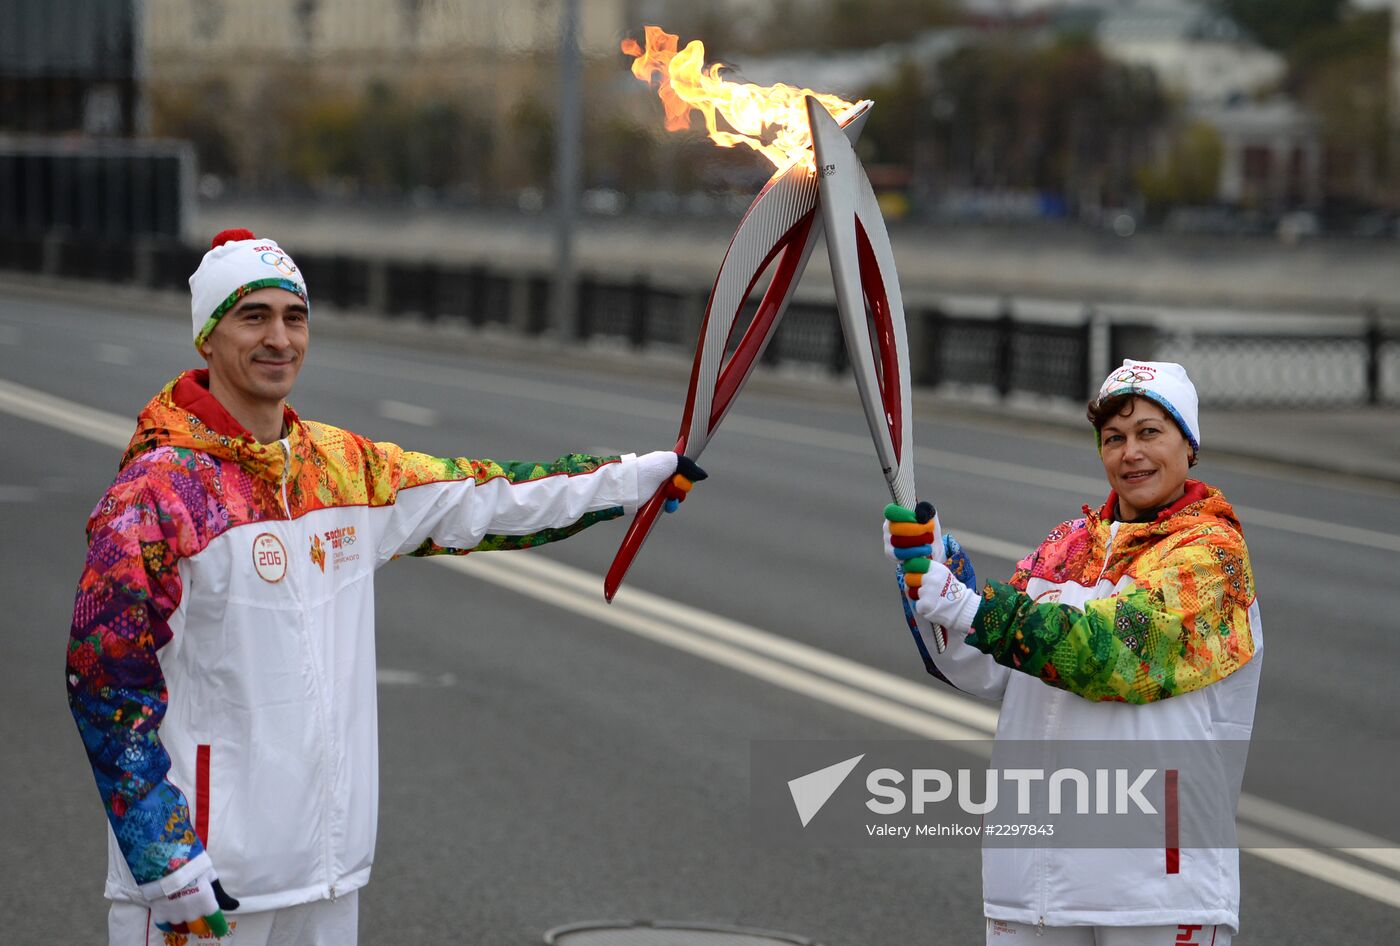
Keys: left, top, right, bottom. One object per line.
{"left": 108, "top": 891, "right": 359, "bottom": 946}
{"left": 987, "top": 918, "right": 1231, "bottom": 945}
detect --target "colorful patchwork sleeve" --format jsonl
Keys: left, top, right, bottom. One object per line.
{"left": 378, "top": 447, "right": 629, "bottom": 557}
{"left": 966, "top": 527, "right": 1257, "bottom": 704}
{"left": 67, "top": 479, "right": 207, "bottom": 889}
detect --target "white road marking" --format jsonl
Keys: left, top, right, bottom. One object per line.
{"left": 439, "top": 553, "right": 992, "bottom": 744}
{"left": 95, "top": 343, "right": 133, "bottom": 366}
{"left": 1237, "top": 824, "right": 1400, "bottom": 909}
{"left": 0, "top": 378, "right": 133, "bottom": 449}
{"left": 6, "top": 378, "right": 1399, "bottom": 907}
{"left": 377, "top": 668, "right": 457, "bottom": 687}
{"left": 1237, "top": 793, "right": 1400, "bottom": 874}
{"left": 376, "top": 399, "right": 439, "bottom": 427}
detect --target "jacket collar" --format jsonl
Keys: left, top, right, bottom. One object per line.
{"left": 1094, "top": 479, "right": 1212, "bottom": 524}
{"left": 122, "top": 370, "right": 303, "bottom": 486}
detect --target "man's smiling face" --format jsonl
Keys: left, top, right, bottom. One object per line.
{"left": 200, "top": 287, "right": 309, "bottom": 407}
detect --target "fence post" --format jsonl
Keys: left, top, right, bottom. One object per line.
{"left": 40, "top": 232, "right": 62, "bottom": 277}
{"left": 921, "top": 306, "right": 945, "bottom": 387}
{"left": 682, "top": 290, "right": 708, "bottom": 357}
{"left": 420, "top": 262, "right": 439, "bottom": 322}
{"left": 507, "top": 270, "right": 532, "bottom": 336}
{"left": 995, "top": 297, "right": 1014, "bottom": 399}
{"left": 830, "top": 307, "right": 849, "bottom": 376}
{"left": 761, "top": 308, "right": 783, "bottom": 365}
{"left": 576, "top": 275, "right": 593, "bottom": 341}
{"left": 367, "top": 259, "right": 389, "bottom": 317}
{"left": 629, "top": 274, "right": 649, "bottom": 349}
{"left": 1079, "top": 305, "right": 1095, "bottom": 400}
{"left": 134, "top": 236, "right": 156, "bottom": 289}
{"left": 1366, "top": 307, "right": 1382, "bottom": 406}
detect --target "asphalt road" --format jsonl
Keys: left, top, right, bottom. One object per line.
{"left": 1, "top": 290, "right": 1397, "bottom": 945}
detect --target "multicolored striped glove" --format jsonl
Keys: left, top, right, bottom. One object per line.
{"left": 150, "top": 869, "right": 239, "bottom": 939}
{"left": 663, "top": 454, "right": 708, "bottom": 513}
{"left": 883, "top": 501, "right": 942, "bottom": 576}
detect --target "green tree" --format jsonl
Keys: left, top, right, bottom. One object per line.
{"left": 1211, "top": 1, "right": 1347, "bottom": 53}
{"left": 929, "top": 36, "right": 1166, "bottom": 206}
{"left": 1286, "top": 9, "right": 1391, "bottom": 203}
{"left": 147, "top": 79, "right": 238, "bottom": 177}
{"left": 1137, "top": 121, "right": 1225, "bottom": 210}
{"left": 860, "top": 59, "right": 928, "bottom": 168}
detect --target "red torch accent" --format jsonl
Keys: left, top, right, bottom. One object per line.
{"left": 856, "top": 217, "right": 901, "bottom": 465}
{"left": 604, "top": 210, "right": 818, "bottom": 602}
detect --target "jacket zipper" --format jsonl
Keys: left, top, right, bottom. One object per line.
{"left": 278, "top": 439, "right": 291, "bottom": 518}
{"left": 1093, "top": 521, "right": 1120, "bottom": 588}
{"left": 1036, "top": 521, "right": 1118, "bottom": 929}
{"left": 280, "top": 438, "right": 336, "bottom": 898}
{"left": 1038, "top": 686, "right": 1059, "bottom": 927}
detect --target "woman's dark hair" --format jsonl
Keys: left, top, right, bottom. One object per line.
{"left": 1086, "top": 392, "right": 1137, "bottom": 431}
{"left": 1086, "top": 392, "right": 1197, "bottom": 466}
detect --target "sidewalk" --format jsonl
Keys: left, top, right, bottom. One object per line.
{"left": 5, "top": 274, "right": 1399, "bottom": 487}
{"left": 1199, "top": 409, "right": 1400, "bottom": 484}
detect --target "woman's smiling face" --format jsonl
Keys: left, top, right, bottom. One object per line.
{"left": 1098, "top": 396, "right": 1191, "bottom": 520}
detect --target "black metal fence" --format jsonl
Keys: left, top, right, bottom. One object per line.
{"left": 2, "top": 231, "right": 1397, "bottom": 408}
{"left": 0, "top": 141, "right": 193, "bottom": 239}
{"left": 1109, "top": 321, "right": 1399, "bottom": 408}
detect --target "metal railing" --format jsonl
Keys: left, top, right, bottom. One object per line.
{"left": 2, "top": 231, "right": 1396, "bottom": 408}
{"left": 0, "top": 139, "right": 193, "bottom": 238}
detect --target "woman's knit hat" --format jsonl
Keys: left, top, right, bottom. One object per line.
{"left": 1094, "top": 359, "right": 1201, "bottom": 459}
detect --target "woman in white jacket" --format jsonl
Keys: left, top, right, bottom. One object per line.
{"left": 885, "top": 361, "right": 1261, "bottom": 945}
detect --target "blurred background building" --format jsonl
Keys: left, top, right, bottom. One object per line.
{"left": 142, "top": 0, "right": 628, "bottom": 201}
{"left": 0, "top": 0, "right": 138, "bottom": 136}
{"left": 6, "top": 0, "right": 1397, "bottom": 230}
{"left": 1, "top": 0, "right": 188, "bottom": 240}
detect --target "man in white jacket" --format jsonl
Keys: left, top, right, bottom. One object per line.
{"left": 68, "top": 230, "right": 704, "bottom": 945}
{"left": 886, "top": 362, "right": 1261, "bottom": 945}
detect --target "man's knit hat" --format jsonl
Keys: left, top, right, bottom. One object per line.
{"left": 189, "top": 228, "right": 308, "bottom": 350}
{"left": 1094, "top": 359, "right": 1201, "bottom": 458}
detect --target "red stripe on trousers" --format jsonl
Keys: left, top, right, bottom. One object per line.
{"left": 195, "top": 744, "right": 211, "bottom": 846}
{"left": 1165, "top": 768, "right": 1179, "bottom": 874}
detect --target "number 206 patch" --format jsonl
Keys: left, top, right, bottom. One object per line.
{"left": 252, "top": 533, "right": 289, "bottom": 583}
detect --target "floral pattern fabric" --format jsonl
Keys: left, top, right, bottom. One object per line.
{"left": 966, "top": 482, "right": 1257, "bottom": 704}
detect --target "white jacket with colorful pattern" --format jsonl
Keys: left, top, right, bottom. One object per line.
{"left": 930, "top": 480, "right": 1262, "bottom": 931}
{"left": 68, "top": 371, "right": 673, "bottom": 912}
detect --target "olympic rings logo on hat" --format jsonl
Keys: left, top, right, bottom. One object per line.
{"left": 1112, "top": 368, "right": 1156, "bottom": 385}
{"left": 260, "top": 251, "right": 299, "bottom": 278}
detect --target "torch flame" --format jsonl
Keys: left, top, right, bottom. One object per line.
{"left": 622, "top": 25, "right": 858, "bottom": 172}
